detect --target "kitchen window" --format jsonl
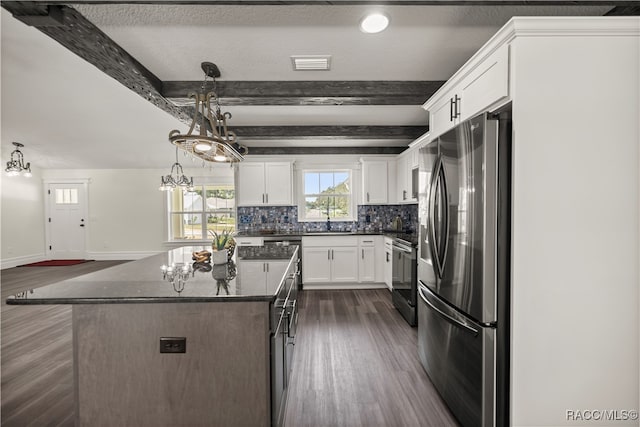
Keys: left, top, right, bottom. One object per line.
{"left": 167, "top": 183, "right": 235, "bottom": 241}
{"left": 300, "top": 170, "right": 353, "bottom": 221}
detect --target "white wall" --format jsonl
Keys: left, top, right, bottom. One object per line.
{"left": 509, "top": 27, "right": 639, "bottom": 426}
{"left": 0, "top": 166, "right": 46, "bottom": 268}
{"left": 40, "top": 168, "right": 229, "bottom": 260}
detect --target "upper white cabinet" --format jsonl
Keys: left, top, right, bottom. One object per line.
{"left": 237, "top": 162, "right": 292, "bottom": 206}
{"left": 424, "top": 43, "right": 510, "bottom": 139}
{"left": 361, "top": 160, "right": 388, "bottom": 204}
{"left": 396, "top": 149, "right": 418, "bottom": 204}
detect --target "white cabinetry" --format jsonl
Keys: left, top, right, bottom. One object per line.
{"left": 302, "top": 236, "right": 358, "bottom": 287}
{"left": 425, "top": 43, "right": 509, "bottom": 139}
{"left": 358, "top": 236, "right": 382, "bottom": 283}
{"left": 361, "top": 160, "right": 388, "bottom": 204}
{"left": 383, "top": 237, "right": 393, "bottom": 291}
{"left": 237, "top": 162, "right": 292, "bottom": 206}
{"left": 301, "top": 247, "right": 332, "bottom": 283}
{"left": 396, "top": 149, "right": 418, "bottom": 204}
{"left": 237, "top": 260, "right": 288, "bottom": 295}
{"left": 235, "top": 237, "right": 264, "bottom": 247}
{"left": 302, "top": 235, "right": 386, "bottom": 289}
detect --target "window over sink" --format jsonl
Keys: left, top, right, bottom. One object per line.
{"left": 300, "top": 169, "right": 354, "bottom": 222}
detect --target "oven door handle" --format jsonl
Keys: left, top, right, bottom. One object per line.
{"left": 391, "top": 244, "right": 412, "bottom": 254}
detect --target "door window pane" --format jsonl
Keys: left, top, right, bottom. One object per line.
{"left": 55, "top": 188, "right": 78, "bottom": 204}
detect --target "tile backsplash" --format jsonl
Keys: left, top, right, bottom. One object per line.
{"left": 237, "top": 204, "right": 418, "bottom": 234}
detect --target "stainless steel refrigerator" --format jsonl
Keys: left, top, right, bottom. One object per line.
{"left": 417, "top": 111, "right": 511, "bottom": 427}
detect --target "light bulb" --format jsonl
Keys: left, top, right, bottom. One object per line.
{"left": 194, "top": 142, "right": 212, "bottom": 152}
{"left": 359, "top": 13, "right": 389, "bottom": 34}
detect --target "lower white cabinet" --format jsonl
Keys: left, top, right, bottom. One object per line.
{"left": 358, "top": 236, "right": 384, "bottom": 283}
{"left": 302, "top": 236, "right": 358, "bottom": 285}
{"left": 301, "top": 247, "right": 333, "bottom": 283}
{"left": 302, "top": 235, "right": 385, "bottom": 289}
{"left": 238, "top": 261, "right": 288, "bottom": 294}
{"left": 358, "top": 238, "right": 376, "bottom": 283}
{"left": 383, "top": 237, "right": 393, "bottom": 290}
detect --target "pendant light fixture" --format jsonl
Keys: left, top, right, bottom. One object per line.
{"left": 159, "top": 147, "right": 194, "bottom": 192}
{"left": 168, "top": 62, "right": 248, "bottom": 164}
{"left": 5, "top": 142, "right": 32, "bottom": 177}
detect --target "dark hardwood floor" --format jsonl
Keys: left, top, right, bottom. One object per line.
{"left": 285, "top": 290, "right": 458, "bottom": 427}
{"left": 1, "top": 264, "right": 457, "bottom": 426}
{"left": 1, "top": 261, "right": 127, "bottom": 427}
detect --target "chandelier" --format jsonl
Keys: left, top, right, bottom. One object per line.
{"left": 5, "top": 142, "right": 32, "bottom": 177}
{"left": 168, "top": 62, "right": 248, "bottom": 164}
{"left": 159, "top": 147, "right": 194, "bottom": 192}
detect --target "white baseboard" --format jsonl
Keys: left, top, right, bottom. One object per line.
{"left": 302, "top": 283, "right": 387, "bottom": 290}
{"left": 87, "top": 251, "right": 162, "bottom": 261}
{"left": 0, "top": 253, "right": 47, "bottom": 270}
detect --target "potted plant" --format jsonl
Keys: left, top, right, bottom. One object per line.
{"left": 209, "top": 229, "right": 235, "bottom": 264}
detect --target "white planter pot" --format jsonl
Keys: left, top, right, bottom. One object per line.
{"left": 211, "top": 249, "right": 228, "bottom": 265}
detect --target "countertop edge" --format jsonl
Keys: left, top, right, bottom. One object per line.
{"left": 5, "top": 295, "right": 276, "bottom": 305}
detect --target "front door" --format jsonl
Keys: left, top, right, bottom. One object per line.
{"left": 47, "top": 182, "right": 87, "bottom": 259}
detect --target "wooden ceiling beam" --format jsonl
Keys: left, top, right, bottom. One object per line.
{"left": 163, "top": 81, "right": 444, "bottom": 106}
{"left": 2, "top": 1, "right": 635, "bottom": 6}
{"left": 246, "top": 146, "right": 406, "bottom": 156}
{"left": 233, "top": 125, "right": 428, "bottom": 140}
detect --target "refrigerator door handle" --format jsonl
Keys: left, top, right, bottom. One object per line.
{"left": 427, "top": 158, "right": 439, "bottom": 273}
{"left": 439, "top": 160, "right": 450, "bottom": 274}
{"left": 418, "top": 282, "right": 479, "bottom": 337}
{"left": 429, "top": 156, "right": 446, "bottom": 278}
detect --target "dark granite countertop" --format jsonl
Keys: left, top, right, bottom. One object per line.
{"left": 236, "top": 230, "right": 418, "bottom": 246}
{"left": 6, "top": 245, "right": 298, "bottom": 305}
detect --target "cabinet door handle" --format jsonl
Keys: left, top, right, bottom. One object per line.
{"left": 362, "top": 249, "right": 364, "bottom": 259}
{"left": 454, "top": 95, "right": 461, "bottom": 118}
{"left": 403, "top": 190, "right": 407, "bottom": 200}
{"left": 386, "top": 252, "right": 390, "bottom": 262}
{"left": 262, "top": 194, "right": 265, "bottom": 203}
{"left": 266, "top": 193, "right": 269, "bottom": 204}
{"left": 328, "top": 249, "right": 331, "bottom": 260}
{"left": 450, "top": 97, "right": 455, "bottom": 121}
{"left": 332, "top": 250, "right": 334, "bottom": 260}
{"left": 367, "top": 192, "right": 370, "bottom": 202}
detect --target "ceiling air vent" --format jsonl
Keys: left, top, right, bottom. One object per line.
{"left": 291, "top": 55, "right": 331, "bottom": 71}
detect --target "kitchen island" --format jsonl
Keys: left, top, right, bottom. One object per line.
{"left": 6, "top": 245, "right": 299, "bottom": 427}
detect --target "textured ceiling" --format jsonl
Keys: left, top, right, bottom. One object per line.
{"left": 75, "top": 4, "right": 612, "bottom": 81}
{"left": 2, "top": 3, "right": 612, "bottom": 169}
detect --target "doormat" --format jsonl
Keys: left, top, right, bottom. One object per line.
{"left": 18, "top": 259, "right": 94, "bottom": 267}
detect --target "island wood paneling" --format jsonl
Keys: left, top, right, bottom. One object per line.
{"left": 73, "top": 302, "right": 271, "bottom": 427}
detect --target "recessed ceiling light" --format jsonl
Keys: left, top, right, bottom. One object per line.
{"left": 360, "top": 13, "right": 389, "bottom": 34}
{"left": 291, "top": 55, "right": 332, "bottom": 71}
